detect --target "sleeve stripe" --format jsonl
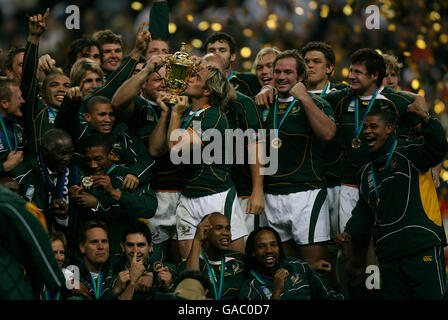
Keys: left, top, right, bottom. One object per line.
{"left": 0, "top": 203, "right": 63, "bottom": 287}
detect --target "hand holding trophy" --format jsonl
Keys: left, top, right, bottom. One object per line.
{"left": 162, "top": 42, "right": 200, "bottom": 105}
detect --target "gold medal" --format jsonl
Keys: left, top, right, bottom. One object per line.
{"left": 271, "top": 137, "right": 282, "bottom": 149}
{"left": 153, "top": 261, "right": 164, "bottom": 272}
{"left": 82, "top": 176, "right": 93, "bottom": 189}
{"left": 351, "top": 138, "right": 362, "bottom": 149}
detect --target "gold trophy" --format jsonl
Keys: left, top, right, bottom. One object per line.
{"left": 163, "top": 42, "right": 197, "bottom": 104}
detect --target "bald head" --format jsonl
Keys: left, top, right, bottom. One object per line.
{"left": 202, "top": 53, "right": 226, "bottom": 72}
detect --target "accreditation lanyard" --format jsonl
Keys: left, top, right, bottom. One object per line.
{"left": 141, "top": 95, "right": 159, "bottom": 123}
{"left": 38, "top": 148, "right": 68, "bottom": 199}
{"left": 0, "top": 113, "right": 16, "bottom": 152}
{"left": 201, "top": 247, "right": 225, "bottom": 300}
{"left": 353, "top": 87, "right": 380, "bottom": 139}
{"left": 273, "top": 98, "right": 296, "bottom": 137}
{"left": 370, "top": 139, "right": 397, "bottom": 202}
{"left": 90, "top": 272, "right": 103, "bottom": 299}
{"left": 319, "top": 81, "right": 330, "bottom": 97}
{"left": 250, "top": 269, "right": 273, "bottom": 299}
{"left": 181, "top": 104, "right": 209, "bottom": 129}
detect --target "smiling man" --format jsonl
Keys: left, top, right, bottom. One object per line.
{"left": 322, "top": 48, "right": 423, "bottom": 299}
{"left": 92, "top": 30, "right": 124, "bottom": 78}
{"left": 239, "top": 227, "right": 343, "bottom": 300}
{"left": 55, "top": 88, "right": 155, "bottom": 192}
{"left": 20, "top": 8, "right": 71, "bottom": 156}
{"left": 181, "top": 213, "right": 245, "bottom": 300}
{"left": 262, "top": 50, "right": 336, "bottom": 273}
{"left": 69, "top": 132, "right": 157, "bottom": 255}
{"left": 337, "top": 105, "right": 448, "bottom": 300}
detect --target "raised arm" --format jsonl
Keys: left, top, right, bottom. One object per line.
{"left": 290, "top": 82, "right": 336, "bottom": 141}
{"left": 111, "top": 55, "right": 166, "bottom": 121}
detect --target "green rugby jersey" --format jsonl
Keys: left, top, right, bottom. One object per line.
{"left": 308, "top": 82, "right": 348, "bottom": 187}
{"left": 180, "top": 104, "right": 233, "bottom": 198}
{"left": 345, "top": 118, "right": 447, "bottom": 263}
{"left": 226, "top": 92, "right": 263, "bottom": 197}
{"left": 129, "top": 96, "right": 182, "bottom": 191}
{"left": 323, "top": 86, "right": 421, "bottom": 186}
{"left": 21, "top": 41, "right": 58, "bottom": 156}
{"left": 263, "top": 94, "right": 335, "bottom": 194}
{"left": 76, "top": 164, "right": 158, "bottom": 255}
{"left": 229, "top": 71, "right": 261, "bottom": 99}
{"left": 55, "top": 97, "right": 155, "bottom": 185}
{"left": 0, "top": 186, "right": 66, "bottom": 299}
{"left": 177, "top": 250, "right": 245, "bottom": 300}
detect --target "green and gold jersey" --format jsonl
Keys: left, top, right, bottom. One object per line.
{"left": 263, "top": 94, "right": 335, "bottom": 194}
{"left": 129, "top": 96, "right": 182, "bottom": 191}
{"left": 21, "top": 41, "right": 58, "bottom": 156}
{"left": 180, "top": 104, "right": 233, "bottom": 198}
{"left": 226, "top": 92, "right": 263, "bottom": 197}
{"left": 308, "top": 82, "right": 348, "bottom": 187}
{"left": 323, "top": 86, "right": 421, "bottom": 186}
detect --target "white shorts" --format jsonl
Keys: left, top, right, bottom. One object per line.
{"left": 264, "top": 189, "right": 330, "bottom": 245}
{"left": 176, "top": 188, "right": 249, "bottom": 241}
{"left": 238, "top": 197, "right": 267, "bottom": 237}
{"left": 327, "top": 185, "right": 341, "bottom": 238}
{"left": 147, "top": 191, "right": 181, "bottom": 244}
{"left": 339, "top": 185, "right": 360, "bottom": 234}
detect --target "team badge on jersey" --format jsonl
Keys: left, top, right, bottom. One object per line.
{"left": 347, "top": 99, "right": 356, "bottom": 112}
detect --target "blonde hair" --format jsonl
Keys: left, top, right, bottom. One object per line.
{"left": 204, "top": 66, "right": 231, "bottom": 111}
{"left": 383, "top": 54, "right": 403, "bottom": 75}
{"left": 254, "top": 47, "right": 281, "bottom": 68}
{"left": 70, "top": 58, "right": 104, "bottom": 86}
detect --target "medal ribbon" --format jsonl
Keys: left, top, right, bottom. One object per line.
{"left": 201, "top": 247, "right": 225, "bottom": 300}
{"left": 141, "top": 96, "right": 159, "bottom": 123}
{"left": 0, "top": 113, "right": 15, "bottom": 152}
{"left": 106, "top": 164, "right": 117, "bottom": 175}
{"left": 370, "top": 139, "right": 397, "bottom": 200}
{"left": 181, "top": 104, "right": 209, "bottom": 129}
{"left": 319, "top": 81, "right": 330, "bottom": 97}
{"left": 250, "top": 269, "right": 273, "bottom": 299}
{"left": 90, "top": 272, "right": 102, "bottom": 299}
{"left": 354, "top": 87, "right": 380, "bottom": 139}
{"left": 273, "top": 98, "right": 296, "bottom": 139}
{"left": 227, "top": 70, "right": 234, "bottom": 80}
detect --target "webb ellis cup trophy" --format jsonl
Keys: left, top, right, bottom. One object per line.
{"left": 163, "top": 42, "right": 198, "bottom": 104}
